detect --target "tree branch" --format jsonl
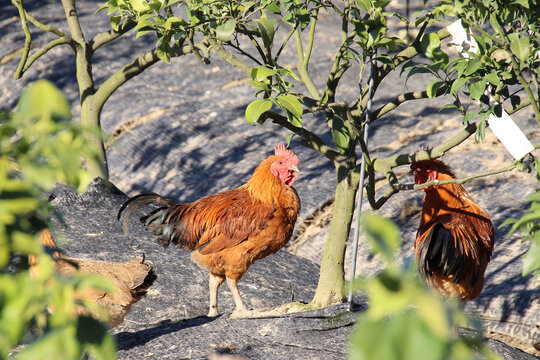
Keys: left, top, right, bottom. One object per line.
{"left": 19, "top": 37, "right": 72, "bottom": 77}
{"left": 262, "top": 111, "right": 341, "bottom": 163}
{"left": 91, "top": 20, "right": 137, "bottom": 51}
{"left": 396, "top": 162, "right": 518, "bottom": 191}
{"left": 365, "top": 122, "right": 478, "bottom": 207}
{"left": 12, "top": 0, "right": 31, "bottom": 80}
{"left": 93, "top": 37, "right": 194, "bottom": 113}
{"left": 12, "top": 0, "right": 68, "bottom": 37}
{"left": 352, "top": 21, "right": 447, "bottom": 117}
{"left": 12, "top": 0, "right": 72, "bottom": 79}
{"left": 207, "top": 37, "right": 252, "bottom": 74}
{"left": 60, "top": 0, "right": 86, "bottom": 43}
{"left": 294, "top": 24, "right": 321, "bottom": 100}
{"left": 371, "top": 86, "right": 448, "bottom": 120}
{"left": 323, "top": 34, "right": 354, "bottom": 104}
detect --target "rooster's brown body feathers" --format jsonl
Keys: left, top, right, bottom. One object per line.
{"left": 412, "top": 160, "right": 494, "bottom": 301}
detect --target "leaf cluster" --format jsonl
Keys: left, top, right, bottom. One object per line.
{"left": 0, "top": 81, "right": 115, "bottom": 360}
{"left": 349, "top": 214, "right": 499, "bottom": 360}
{"left": 502, "top": 161, "right": 540, "bottom": 278}
{"left": 406, "top": 0, "right": 540, "bottom": 141}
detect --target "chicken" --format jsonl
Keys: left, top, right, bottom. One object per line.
{"left": 117, "top": 143, "right": 301, "bottom": 316}
{"left": 411, "top": 159, "right": 494, "bottom": 301}
{"left": 29, "top": 229, "right": 154, "bottom": 327}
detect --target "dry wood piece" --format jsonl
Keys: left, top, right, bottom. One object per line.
{"left": 29, "top": 229, "right": 155, "bottom": 327}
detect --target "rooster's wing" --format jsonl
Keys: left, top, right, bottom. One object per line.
{"left": 143, "top": 188, "right": 275, "bottom": 254}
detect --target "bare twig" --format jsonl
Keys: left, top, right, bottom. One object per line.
{"left": 371, "top": 86, "right": 448, "bottom": 121}
{"left": 396, "top": 162, "right": 518, "bottom": 191}
{"left": 262, "top": 111, "right": 341, "bottom": 163}
{"left": 365, "top": 122, "right": 478, "bottom": 207}
{"left": 20, "top": 38, "right": 72, "bottom": 75}
{"left": 12, "top": 0, "right": 32, "bottom": 79}
{"left": 92, "top": 20, "right": 137, "bottom": 51}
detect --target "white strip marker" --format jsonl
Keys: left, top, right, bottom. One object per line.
{"left": 446, "top": 20, "right": 534, "bottom": 160}
{"left": 488, "top": 111, "right": 534, "bottom": 160}
{"left": 447, "top": 19, "right": 478, "bottom": 57}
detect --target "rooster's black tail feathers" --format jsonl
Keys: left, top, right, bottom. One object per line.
{"left": 117, "top": 193, "right": 175, "bottom": 236}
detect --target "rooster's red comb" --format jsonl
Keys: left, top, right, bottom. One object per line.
{"left": 274, "top": 143, "right": 298, "bottom": 165}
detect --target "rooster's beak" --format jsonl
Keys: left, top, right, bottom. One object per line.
{"left": 289, "top": 165, "right": 300, "bottom": 173}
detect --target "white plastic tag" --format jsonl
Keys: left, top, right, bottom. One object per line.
{"left": 446, "top": 19, "right": 478, "bottom": 58}
{"left": 488, "top": 110, "right": 534, "bottom": 160}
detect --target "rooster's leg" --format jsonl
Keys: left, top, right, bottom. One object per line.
{"left": 226, "top": 277, "right": 247, "bottom": 312}
{"left": 208, "top": 273, "right": 225, "bottom": 317}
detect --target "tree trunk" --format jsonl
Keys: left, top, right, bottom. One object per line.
{"left": 80, "top": 95, "right": 109, "bottom": 180}
{"left": 75, "top": 44, "right": 108, "bottom": 181}
{"left": 309, "top": 164, "right": 358, "bottom": 308}
{"left": 62, "top": 0, "right": 108, "bottom": 180}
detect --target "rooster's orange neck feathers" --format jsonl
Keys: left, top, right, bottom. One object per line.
{"left": 244, "top": 156, "right": 288, "bottom": 205}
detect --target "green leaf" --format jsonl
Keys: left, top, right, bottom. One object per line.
{"left": 510, "top": 37, "right": 530, "bottom": 62}
{"left": 512, "top": 0, "right": 529, "bottom": 8}
{"left": 450, "top": 76, "right": 469, "bottom": 95}
{"left": 276, "top": 95, "right": 303, "bottom": 127}
{"left": 276, "top": 95, "right": 302, "bottom": 119}
{"left": 439, "top": 103, "right": 458, "bottom": 112}
{"left": 426, "top": 81, "right": 445, "bottom": 98}
{"left": 285, "top": 134, "right": 295, "bottom": 148}
{"left": 489, "top": 14, "right": 504, "bottom": 36}
{"left": 483, "top": 72, "right": 501, "bottom": 87}
{"left": 420, "top": 33, "right": 441, "bottom": 60}
{"left": 463, "top": 111, "right": 480, "bottom": 123}
{"left": 276, "top": 67, "right": 300, "bottom": 81}
{"left": 109, "top": 16, "right": 121, "bottom": 31}
{"left": 468, "top": 80, "right": 486, "bottom": 100}
{"left": 254, "top": 18, "right": 276, "bottom": 49}
{"left": 16, "top": 327, "right": 81, "bottom": 360}
{"left": 16, "top": 80, "right": 71, "bottom": 123}
{"left": 130, "top": 0, "right": 150, "bottom": 12}
{"left": 247, "top": 80, "right": 269, "bottom": 92}
{"left": 331, "top": 115, "right": 350, "bottom": 153}
{"left": 464, "top": 59, "right": 483, "bottom": 76}
{"left": 523, "top": 234, "right": 540, "bottom": 276}
{"left": 264, "top": 2, "right": 281, "bottom": 14}
{"left": 351, "top": 310, "right": 447, "bottom": 360}
{"left": 356, "top": 0, "right": 372, "bottom": 12}
{"left": 156, "top": 37, "right": 171, "bottom": 63}
{"left": 251, "top": 66, "right": 277, "bottom": 81}
{"left": 245, "top": 99, "right": 272, "bottom": 124}
{"left": 362, "top": 213, "right": 401, "bottom": 262}
{"left": 77, "top": 316, "right": 117, "bottom": 360}
{"left": 216, "top": 19, "right": 236, "bottom": 41}
{"left": 475, "top": 119, "right": 487, "bottom": 143}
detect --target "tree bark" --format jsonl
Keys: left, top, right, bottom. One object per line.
{"left": 309, "top": 163, "right": 358, "bottom": 307}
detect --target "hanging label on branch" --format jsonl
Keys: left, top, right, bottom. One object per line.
{"left": 446, "top": 19, "right": 478, "bottom": 57}
{"left": 488, "top": 110, "right": 534, "bottom": 160}
{"left": 446, "top": 20, "right": 534, "bottom": 160}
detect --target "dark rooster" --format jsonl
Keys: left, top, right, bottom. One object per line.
{"left": 411, "top": 159, "right": 494, "bottom": 301}
{"left": 118, "top": 144, "right": 301, "bottom": 316}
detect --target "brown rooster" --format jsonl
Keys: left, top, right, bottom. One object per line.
{"left": 29, "top": 229, "right": 154, "bottom": 327}
{"left": 411, "top": 159, "right": 494, "bottom": 301}
{"left": 118, "top": 144, "right": 301, "bottom": 316}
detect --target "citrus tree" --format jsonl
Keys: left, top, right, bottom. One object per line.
{"left": 101, "top": 0, "right": 539, "bottom": 308}
{"left": 11, "top": 0, "right": 212, "bottom": 180}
